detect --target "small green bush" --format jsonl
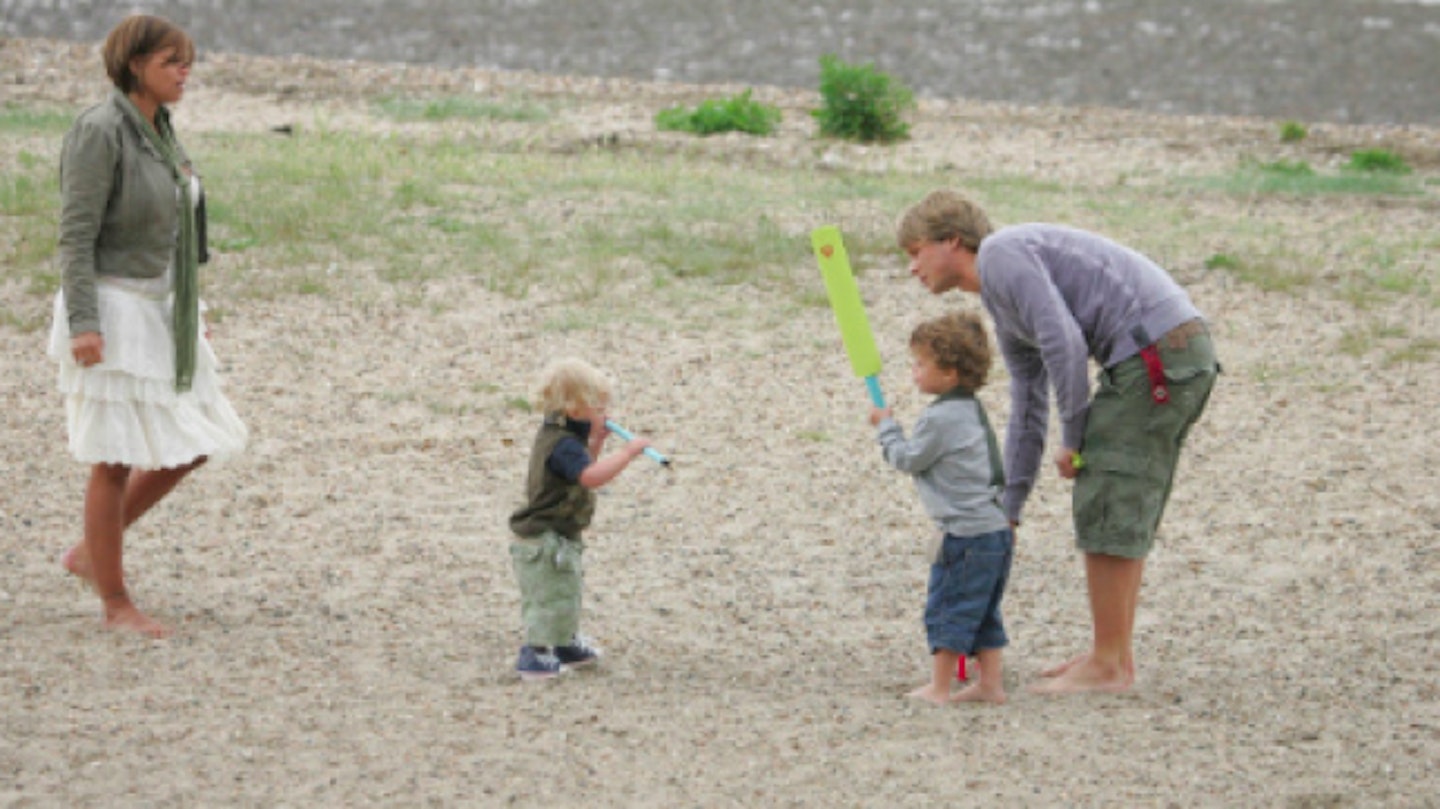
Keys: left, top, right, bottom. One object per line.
{"left": 1278, "top": 121, "right": 1308, "bottom": 143}
{"left": 1346, "top": 149, "right": 1411, "bottom": 174}
{"left": 812, "top": 54, "right": 915, "bottom": 143}
{"left": 655, "top": 90, "right": 781, "bottom": 136}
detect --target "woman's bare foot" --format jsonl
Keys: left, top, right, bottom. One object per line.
{"left": 102, "top": 597, "right": 171, "bottom": 639}
{"left": 1028, "top": 656, "right": 1131, "bottom": 695}
{"left": 60, "top": 545, "right": 95, "bottom": 588}
{"left": 907, "top": 684, "right": 953, "bottom": 705}
{"left": 949, "top": 681, "right": 1007, "bottom": 704}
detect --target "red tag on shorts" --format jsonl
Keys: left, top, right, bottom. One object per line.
{"left": 1139, "top": 344, "right": 1169, "bottom": 405}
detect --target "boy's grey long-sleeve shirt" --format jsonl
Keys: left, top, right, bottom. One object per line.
{"left": 977, "top": 223, "right": 1202, "bottom": 522}
{"left": 876, "top": 397, "right": 1009, "bottom": 539}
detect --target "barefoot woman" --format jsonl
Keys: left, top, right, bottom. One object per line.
{"left": 51, "top": 15, "right": 247, "bottom": 637}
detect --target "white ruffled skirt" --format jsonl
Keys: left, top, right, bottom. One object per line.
{"left": 48, "top": 275, "right": 248, "bottom": 470}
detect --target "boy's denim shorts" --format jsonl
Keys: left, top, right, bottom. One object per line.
{"left": 925, "top": 528, "right": 1014, "bottom": 656}
{"left": 1073, "top": 325, "right": 1218, "bottom": 559}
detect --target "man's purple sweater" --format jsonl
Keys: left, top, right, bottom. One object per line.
{"left": 978, "top": 223, "right": 1203, "bottom": 522}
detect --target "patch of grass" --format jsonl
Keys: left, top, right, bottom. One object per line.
{"left": 1338, "top": 322, "right": 1438, "bottom": 365}
{"left": 1386, "top": 337, "right": 1440, "bottom": 366}
{"left": 812, "top": 54, "right": 914, "bottom": 143}
{"left": 641, "top": 215, "right": 798, "bottom": 285}
{"left": 211, "top": 235, "right": 259, "bottom": 253}
{"left": 0, "top": 102, "right": 73, "bottom": 134}
{"left": 1200, "top": 157, "right": 1420, "bottom": 196}
{"left": 1204, "top": 253, "right": 1241, "bottom": 271}
{"left": 374, "top": 95, "right": 551, "bottom": 123}
{"left": 0, "top": 166, "right": 53, "bottom": 216}
{"left": 1340, "top": 323, "right": 1408, "bottom": 357}
{"left": 0, "top": 305, "right": 49, "bottom": 333}
{"left": 1278, "top": 121, "right": 1308, "bottom": 143}
{"left": 1334, "top": 235, "right": 1436, "bottom": 306}
{"left": 1223, "top": 257, "right": 1309, "bottom": 293}
{"left": 1200, "top": 249, "right": 1310, "bottom": 293}
{"left": 1372, "top": 265, "right": 1429, "bottom": 297}
{"left": 19, "top": 127, "right": 1434, "bottom": 318}
{"left": 1346, "top": 149, "right": 1410, "bottom": 174}
{"left": 0, "top": 155, "right": 60, "bottom": 295}
{"left": 1, "top": 94, "right": 1433, "bottom": 348}
{"left": 655, "top": 89, "right": 781, "bottom": 136}
{"left": 1259, "top": 159, "right": 1314, "bottom": 177}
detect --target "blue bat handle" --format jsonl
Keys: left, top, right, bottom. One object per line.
{"left": 864, "top": 376, "right": 886, "bottom": 408}
{"left": 604, "top": 419, "right": 670, "bottom": 466}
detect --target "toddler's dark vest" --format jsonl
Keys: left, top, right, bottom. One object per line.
{"left": 509, "top": 414, "right": 596, "bottom": 540}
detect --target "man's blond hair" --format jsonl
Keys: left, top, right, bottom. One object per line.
{"left": 896, "top": 190, "right": 993, "bottom": 252}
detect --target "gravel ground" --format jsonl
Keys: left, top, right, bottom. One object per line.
{"left": 1, "top": 36, "right": 1438, "bottom": 809}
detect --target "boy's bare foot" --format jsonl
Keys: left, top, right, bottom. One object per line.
{"left": 1028, "top": 657, "right": 1131, "bottom": 695}
{"left": 61, "top": 545, "right": 95, "bottom": 587}
{"left": 907, "top": 684, "right": 953, "bottom": 705}
{"left": 949, "top": 682, "right": 1007, "bottom": 704}
{"left": 102, "top": 596, "right": 171, "bottom": 639}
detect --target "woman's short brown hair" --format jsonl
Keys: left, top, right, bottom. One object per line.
{"left": 910, "top": 310, "right": 993, "bottom": 392}
{"left": 102, "top": 14, "right": 195, "bottom": 94}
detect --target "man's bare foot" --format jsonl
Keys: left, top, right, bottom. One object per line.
{"left": 1028, "top": 657, "right": 1131, "bottom": 695}
{"left": 949, "top": 682, "right": 1007, "bottom": 705}
{"left": 907, "top": 684, "right": 953, "bottom": 705}
{"left": 61, "top": 545, "right": 95, "bottom": 587}
{"left": 103, "top": 601, "right": 171, "bottom": 639}
{"left": 1040, "top": 652, "right": 1136, "bottom": 680}
{"left": 1038, "top": 652, "right": 1086, "bottom": 678}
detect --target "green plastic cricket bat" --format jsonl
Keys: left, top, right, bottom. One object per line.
{"left": 812, "top": 225, "right": 886, "bottom": 407}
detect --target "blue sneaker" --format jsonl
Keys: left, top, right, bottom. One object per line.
{"left": 555, "top": 635, "right": 602, "bottom": 668}
{"left": 515, "top": 645, "right": 565, "bottom": 681}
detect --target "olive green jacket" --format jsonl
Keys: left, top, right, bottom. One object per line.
{"left": 57, "top": 90, "right": 194, "bottom": 336}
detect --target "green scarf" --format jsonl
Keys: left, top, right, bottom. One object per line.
{"left": 116, "top": 91, "right": 198, "bottom": 392}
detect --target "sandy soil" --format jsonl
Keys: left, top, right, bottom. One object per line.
{"left": 2, "top": 39, "right": 1438, "bottom": 808}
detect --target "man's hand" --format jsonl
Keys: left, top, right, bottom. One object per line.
{"left": 1055, "top": 446, "right": 1082, "bottom": 480}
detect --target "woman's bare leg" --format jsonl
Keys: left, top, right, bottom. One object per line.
{"left": 65, "top": 458, "right": 206, "bottom": 638}
{"left": 63, "top": 457, "right": 207, "bottom": 584}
